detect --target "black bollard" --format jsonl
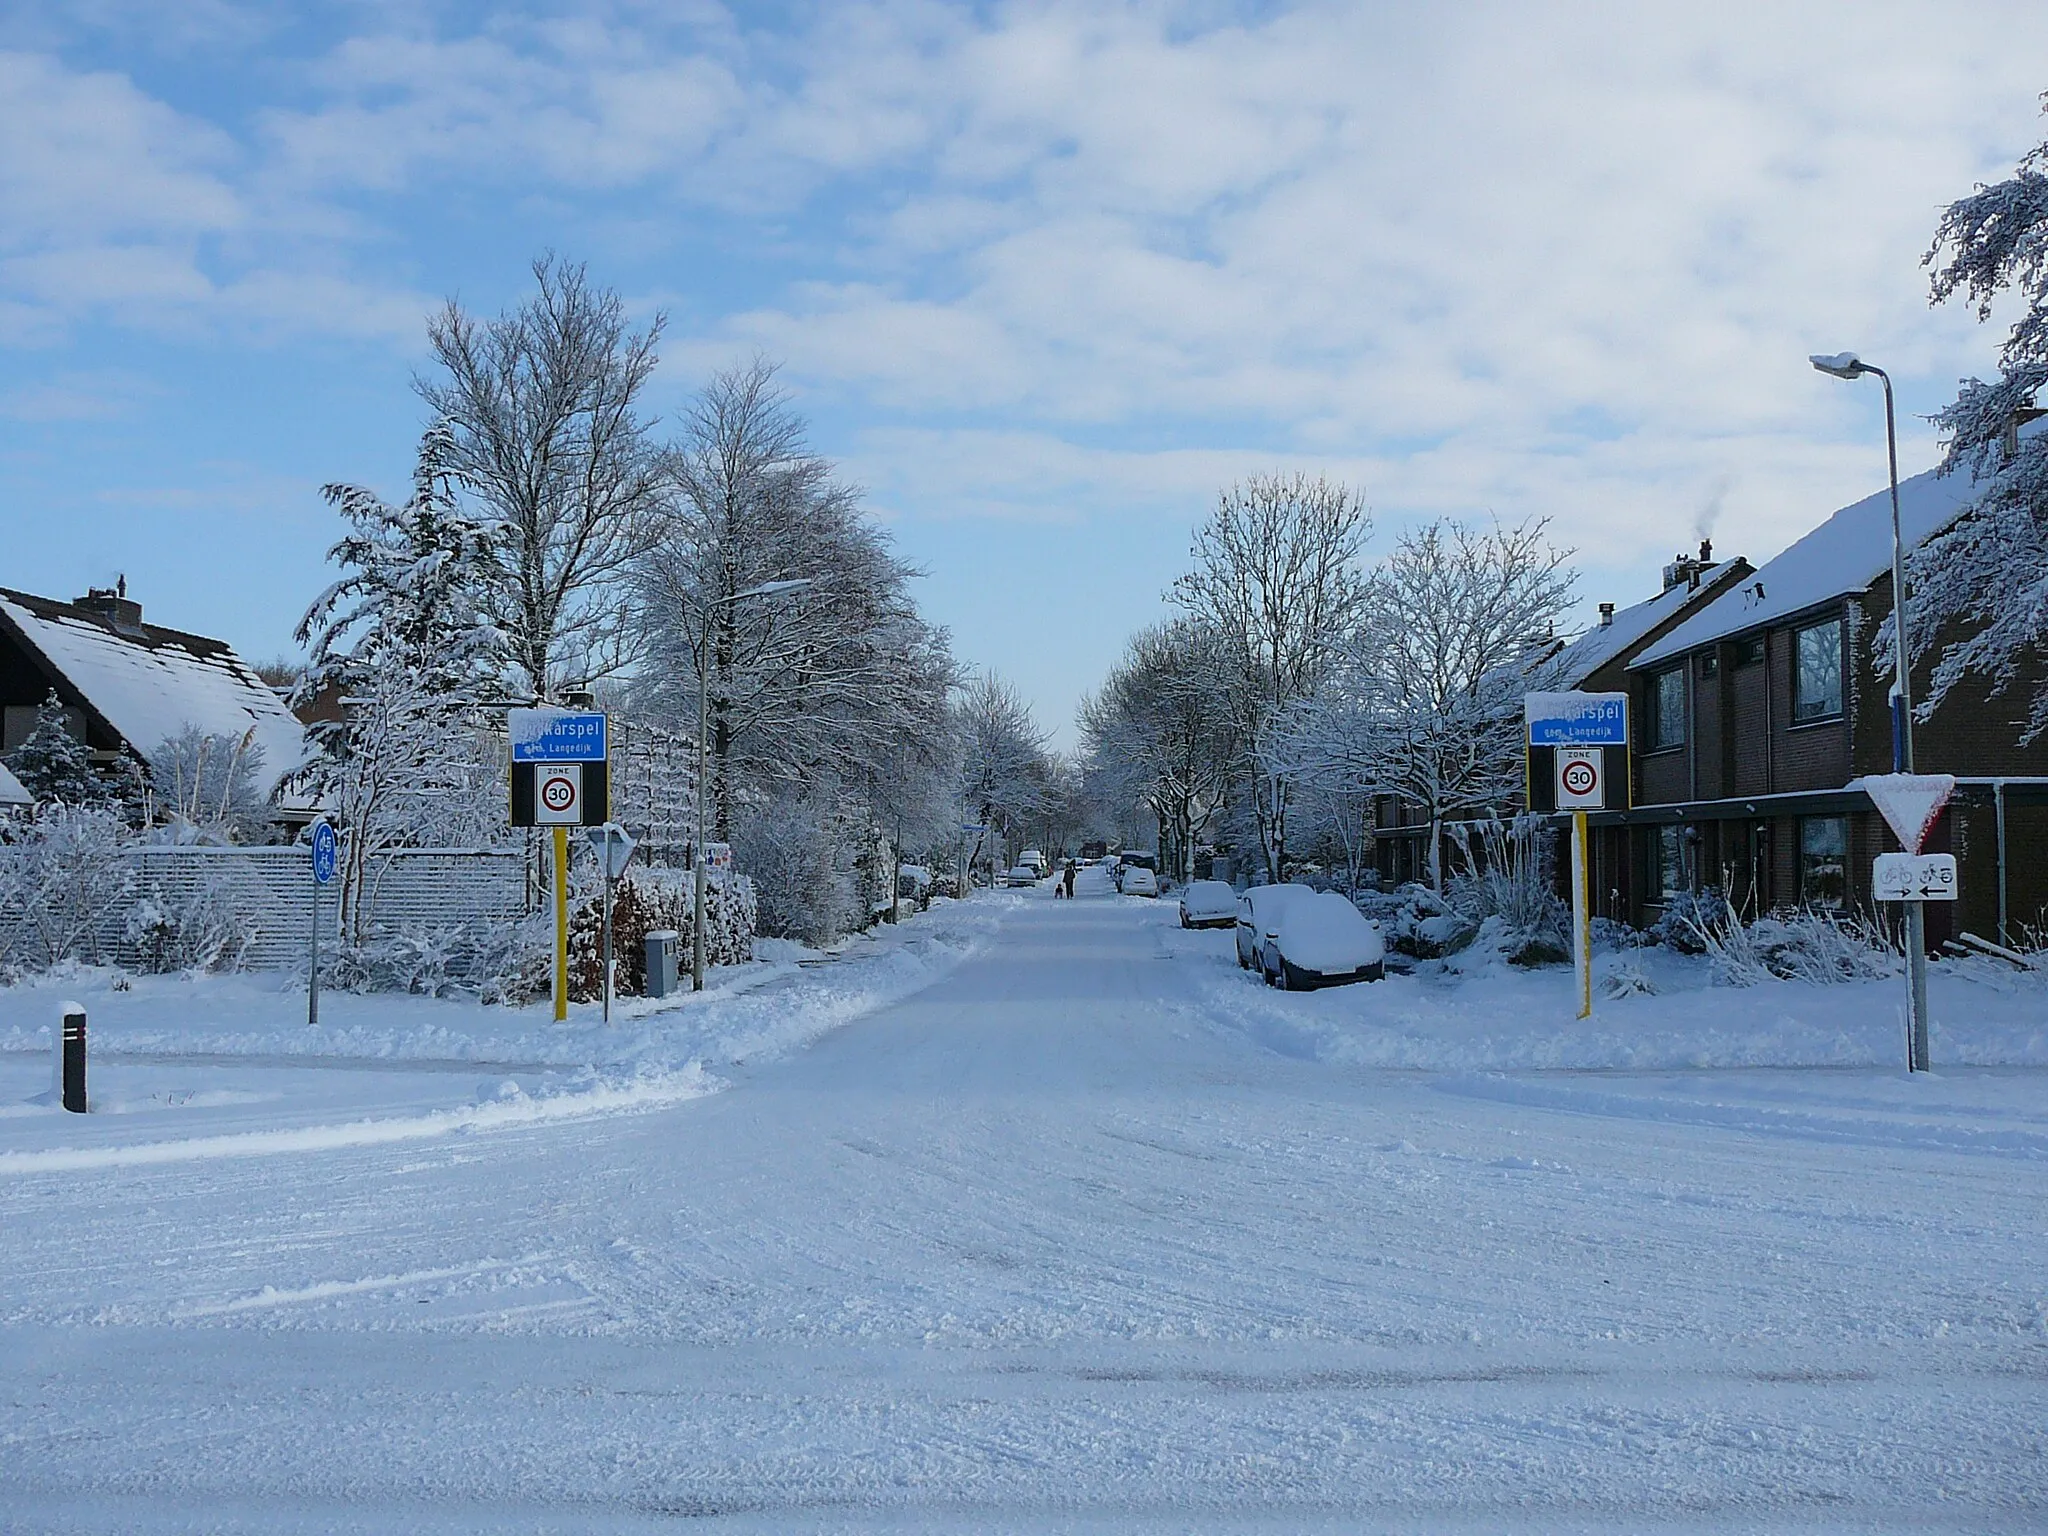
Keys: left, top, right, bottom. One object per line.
{"left": 61, "top": 1004, "right": 87, "bottom": 1114}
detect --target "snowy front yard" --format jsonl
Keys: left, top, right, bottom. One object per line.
{"left": 2, "top": 877, "right": 2043, "bottom": 1532}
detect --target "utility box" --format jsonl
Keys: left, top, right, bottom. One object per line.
{"left": 644, "top": 930, "right": 680, "bottom": 998}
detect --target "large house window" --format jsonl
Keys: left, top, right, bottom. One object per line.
{"left": 1648, "top": 825, "right": 1686, "bottom": 900}
{"left": 1799, "top": 816, "right": 1847, "bottom": 907}
{"left": 1645, "top": 666, "right": 1686, "bottom": 751}
{"left": 1793, "top": 620, "right": 1843, "bottom": 722}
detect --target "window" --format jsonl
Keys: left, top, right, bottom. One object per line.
{"left": 1735, "top": 635, "right": 1765, "bottom": 666}
{"left": 1793, "top": 620, "right": 1843, "bottom": 722}
{"left": 1799, "top": 816, "right": 1847, "bottom": 908}
{"left": 1699, "top": 653, "right": 1719, "bottom": 680}
{"left": 1648, "top": 825, "right": 1685, "bottom": 900}
{"left": 1645, "top": 667, "right": 1686, "bottom": 751}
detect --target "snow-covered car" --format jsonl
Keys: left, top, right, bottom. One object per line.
{"left": 1119, "top": 865, "right": 1159, "bottom": 897}
{"left": 1019, "top": 849, "right": 1046, "bottom": 876}
{"left": 1258, "top": 891, "right": 1385, "bottom": 990}
{"left": 1235, "top": 884, "right": 1314, "bottom": 969}
{"left": 896, "top": 866, "right": 932, "bottom": 909}
{"left": 1004, "top": 864, "right": 1040, "bottom": 887}
{"left": 1178, "top": 879, "right": 1238, "bottom": 929}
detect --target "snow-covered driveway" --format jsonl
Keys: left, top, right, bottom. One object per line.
{"left": 3, "top": 879, "right": 2045, "bottom": 1533}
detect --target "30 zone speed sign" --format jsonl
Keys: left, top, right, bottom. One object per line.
{"left": 535, "top": 764, "right": 582, "bottom": 824}
{"left": 1555, "top": 747, "right": 1604, "bottom": 810}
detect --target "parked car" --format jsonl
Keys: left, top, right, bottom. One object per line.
{"left": 1004, "top": 863, "right": 1040, "bottom": 887}
{"left": 1119, "top": 865, "right": 1159, "bottom": 897}
{"left": 1235, "top": 884, "right": 1314, "bottom": 969}
{"left": 1019, "top": 849, "right": 1047, "bottom": 876}
{"left": 1178, "top": 879, "right": 1238, "bottom": 929}
{"left": 1258, "top": 891, "right": 1385, "bottom": 990}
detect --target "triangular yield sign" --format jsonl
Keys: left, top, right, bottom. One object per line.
{"left": 1860, "top": 773, "right": 1956, "bottom": 855}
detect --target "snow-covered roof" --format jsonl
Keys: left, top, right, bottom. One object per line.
{"left": 1548, "top": 561, "right": 1750, "bottom": 686}
{"left": 0, "top": 591, "right": 308, "bottom": 797}
{"left": 0, "top": 759, "right": 29, "bottom": 807}
{"left": 1632, "top": 466, "right": 1981, "bottom": 670}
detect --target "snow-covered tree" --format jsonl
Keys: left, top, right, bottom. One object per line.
{"left": 420, "top": 255, "right": 664, "bottom": 698}
{"left": 1909, "top": 100, "right": 2048, "bottom": 737}
{"left": 297, "top": 428, "right": 513, "bottom": 941}
{"left": 1170, "top": 473, "right": 1371, "bottom": 882}
{"left": 633, "top": 359, "right": 959, "bottom": 843}
{"left": 1283, "top": 516, "right": 1574, "bottom": 891}
{"left": 148, "top": 726, "right": 268, "bottom": 844}
{"left": 5, "top": 693, "right": 107, "bottom": 808}
{"left": 955, "top": 672, "right": 1051, "bottom": 875}
{"left": 1079, "top": 621, "right": 1238, "bottom": 883}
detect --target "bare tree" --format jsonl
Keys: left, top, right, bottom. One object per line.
{"left": 418, "top": 254, "right": 665, "bottom": 698}
{"left": 1287, "top": 516, "right": 1574, "bottom": 891}
{"left": 634, "top": 359, "right": 957, "bottom": 840}
{"left": 1171, "top": 472, "right": 1371, "bottom": 882}
{"left": 1079, "top": 620, "right": 1238, "bottom": 883}
{"left": 955, "top": 672, "right": 1050, "bottom": 875}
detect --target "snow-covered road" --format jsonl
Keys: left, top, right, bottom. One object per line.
{"left": 4, "top": 874, "right": 2045, "bottom": 1533}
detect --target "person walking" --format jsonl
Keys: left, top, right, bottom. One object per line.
{"left": 1062, "top": 859, "right": 1077, "bottom": 900}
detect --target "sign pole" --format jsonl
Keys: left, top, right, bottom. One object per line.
{"left": 1572, "top": 809, "right": 1591, "bottom": 1020}
{"left": 552, "top": 826, "right": 570, "bottom": 1023}
{"left": 601, "top": 858, "right": 613, "bottom": 1026}
{"left": 309, "top": 868, "right": 320, "bottom": 1027}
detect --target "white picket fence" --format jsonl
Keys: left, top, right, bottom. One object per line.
{"left": 120, "top": 845, "right": 526, "bottom": 970}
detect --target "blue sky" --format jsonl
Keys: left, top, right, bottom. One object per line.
{"left": 4, "top": 2, "right": 2046, "bottom": 747}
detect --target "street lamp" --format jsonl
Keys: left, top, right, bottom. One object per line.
{"left": 691, "top": 577, "right": 813, "bottom": 991}
{"left": 1811, "top": 351, "right": 1930, "bottom": 1068}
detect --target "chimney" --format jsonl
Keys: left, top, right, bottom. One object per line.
{"left": 75, "top": 584, "right": 143, "bottom": 634}
{"left": 1598, "top": 602, "right": 1615, "bottom": 628}
{"left": 1698, "top": 538, "right": 1713, "bottom": 565}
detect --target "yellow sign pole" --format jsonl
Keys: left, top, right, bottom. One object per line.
{"left": 1572, "top": 808, "right": 1591, "bottom": 1020}
{"left": 552, "top": 825, "right": 570, "bottom": 1022}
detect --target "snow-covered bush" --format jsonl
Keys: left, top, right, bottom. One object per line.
{"left": 125, "top": 878, "right": 258, "bottom": 973}
{"left": 326, "top": 916, "right": 550, "bottom": 1004}
{"left": 1676, "top": 900, "right": 1898, "bottom": 988}
{"left": 732, "top": 792, "right": 857, "bottom": 946}
{"left": 565, "top": 866, "right": 756, "bottom": 1001}
{"left": 1444, "top": 816, "right": 1568, "bottom": 966}
{"left": 0, "top": 806, "right": 135, "bottom": 969}
{"left": 1599, "top": 954, "right": 1658, "bottom": 998}
{"left": 148, "top": 726, "right": 271, "bottom": 844}
{"left": 1648, "top": 889, "right": 1731, "bottom": 955}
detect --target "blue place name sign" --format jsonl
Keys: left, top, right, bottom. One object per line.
{"left": 508, "top": 708, "right": 609, "bottom": 763}
{"left": 1525, "top": 691, "right": 1629, "bottom": 747}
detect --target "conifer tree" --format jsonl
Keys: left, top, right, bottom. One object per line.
{"left": 5, "top": 692, "right": 105, "bottom": 806}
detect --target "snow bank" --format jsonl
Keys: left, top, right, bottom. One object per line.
{"left": 1169, "top": 923, "right": 2048, "bottom": 1070}
{"left": 0, "top": 898, "right": 1006, "bottom": 1077}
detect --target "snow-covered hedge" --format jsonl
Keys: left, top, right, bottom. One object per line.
{"left": 566, "top": 866, "right": 756, "bottom": 1001}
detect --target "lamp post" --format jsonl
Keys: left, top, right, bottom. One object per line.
{"left": 1810, "top": 351, "right": 1930, "bottom": 1069}
{"left": 691, "top": 578, "right": 812, "bottom": 991}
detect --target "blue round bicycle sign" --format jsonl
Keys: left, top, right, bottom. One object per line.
{"left": 311, "top": 821, "right": 338, "bottom": 885}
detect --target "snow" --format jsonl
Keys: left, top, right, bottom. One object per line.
{"left": 1273, "top": 889, "right": 1386, "bottom": 974}
{"left": 1856, "top": 771, "right": 1957, "bottom": 853}
{"left": 1546, "top": 561, "right": 1746, "bottom": 683}
{"left": 2, "top": 868, "right": 2045, "bottom": 1530}
{"left": 0, "top": 596, "right": 309, "bottom": 795}
{"left": 1634, "top": 464, "right": 1983, "bottom": 669}
{"left": 0, "top": 757, "right": 29, "bottom": 805}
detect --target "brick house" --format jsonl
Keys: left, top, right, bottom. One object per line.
{"left": 1370, "top": 544, "right": 1752, "bottom": 894}
{"left": 1605, "top": 466, "right": 2048, "bottom": 946}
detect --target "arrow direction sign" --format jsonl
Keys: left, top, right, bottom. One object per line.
{"left": 1859, "top": 773, "right": 1955, "bottom": 855}
{"left": 1873, "top": 851, "right": 1958, "bottom": 902}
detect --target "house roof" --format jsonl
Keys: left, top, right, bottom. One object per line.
{"left": 1547, "top": 559, "right": 1751, "bottom": 686}
{"left": 0, "top": 759, "right": 28, "bottom": 807}
{"left": 0, "top": 589, "right": 308, "bottom": 797}
{"left": 1632, "top": 465, "right": 1981, "bottom": 670}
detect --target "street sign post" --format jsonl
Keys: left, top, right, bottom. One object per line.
{"left": 1873, "top": 852, "right": 1957, "bottom": 903}
{"left": 508, "top": 709, "right": 613, "bottom": 1022}
{"left": 1860, "top": 772, "right": 1957, "bottom": 1073}
{"left": 1526, "top": 693, "right": 1630, "bottom": 1021}
{"left": 584, "top": 823, "right": 637, "bottom": 1024}
{"left": 309, "top": 821, "right": 337, "bottom": 1027}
